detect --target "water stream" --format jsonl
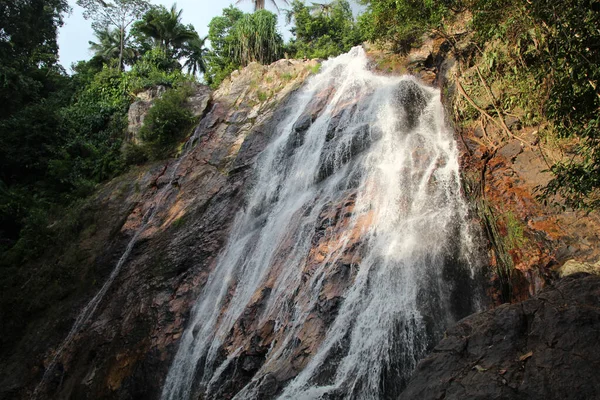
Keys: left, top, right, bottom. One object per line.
{"left": 162, "top": 47, "right": 482, "bottom": 400}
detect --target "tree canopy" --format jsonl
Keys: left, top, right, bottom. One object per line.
{"left": 287, "top": 0, "right": 363, "bottom": 59}
{"left": 77, "top": 0, "right": 151, "bottom": 70}
{"left": 204, "top": 7, "right": 283, "bottom": 87}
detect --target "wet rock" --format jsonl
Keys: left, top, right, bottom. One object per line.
{"left": 393, "top": 80, "right": 431, "bottom": 131}
{"left": 286, "top": 113, "right": 313, "bottom": 151}
{"left": 317, "top": 123, "right": 373, "bottom": 182}
{"left": 256, "top": 373, "right": 279, "bottom": 397}
{"left": 399, "top": 274, "right": 600, "bottom": 400}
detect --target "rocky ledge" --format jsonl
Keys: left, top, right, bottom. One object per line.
{"left": 399, "top": 273, "right": 600, "bottom": 400}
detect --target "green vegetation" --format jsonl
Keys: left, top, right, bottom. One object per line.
{"left": 232, "top": 10, "right": 283, "bottom": 66}
{"left": 140, "top": 84, "right": 197, "bottom": 159}
{"left": 0, "top": 1, "right": 202, "bottom": 263}
{"left": 77, "top": 0, "right": 151, "bottom": 70}
{"left": 358, "top": 0, "right": 448, "bottom": 53}
{"left": 286, "top": 0, "right": 363, "bottom": 59}
{"left": 205, "top": 7, "right": 283, "bottom": 87}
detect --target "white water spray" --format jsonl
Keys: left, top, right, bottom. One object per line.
{"left": 162, "top": 47, "right": 480, "bottom": 400}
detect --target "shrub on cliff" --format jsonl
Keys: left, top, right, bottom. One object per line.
{"left": 358, "top": 0, "right": 449, "bottom": 53}
{"left": 139, "top": 85, "right": 197, "bottom": 159}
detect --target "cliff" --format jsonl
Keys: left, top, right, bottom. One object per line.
{"left": 1, "top": 35, "right": 599, "bottom": 400}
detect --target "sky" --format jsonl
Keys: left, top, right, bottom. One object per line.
{"left": 57, "top": 0, "right": 295, "bottom": 72}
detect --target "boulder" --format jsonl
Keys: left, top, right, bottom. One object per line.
{"left": 558, "top": 259, "right": 600, "bottom": 278}
{"left": 399, "top": 274, "right": 600, "bottom": 400}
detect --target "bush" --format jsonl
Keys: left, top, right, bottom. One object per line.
{"left": 358, "top": 0, "right": 449, "bottom": 53}
{"left": 139, "top": 85, "right": 197, "bottom": 159}
{"left": 288, "top": 0, "right": 363, "bottom": 59}
{"left": 122, "top": 143, "right": 149, "bottom": 166}
{"left": 205, "top": 7, "right": 283, "bottom": 88}
{"left": 129, "top": 48, "right": 192, "bottom": 92}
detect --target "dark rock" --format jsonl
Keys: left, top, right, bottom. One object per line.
{"left": 399, "top": 274, "right": 600, "bottom": 400}
{"left": 392, "top": 80, "right": 432, "bottom": 131}
{"left": 505, "top": 116, "right": 522, "bottom": 131}
{"left": 317, "top": 124, "right": 373, "bottom": 182}
{"left": 256, "top": 373, "right": 279, "bottom": 397}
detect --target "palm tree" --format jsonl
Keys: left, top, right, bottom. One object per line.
{"left": 236, "top": 0, "right": 289, "bottom": 12}
{"left": 135, "top": 4, "right": 196, "bottom": 57}
{"left": 182, "top": 35, "right": 208, "bottom": 75}
{"left": 89, "top": 27, "right": 135, "bottom": 69}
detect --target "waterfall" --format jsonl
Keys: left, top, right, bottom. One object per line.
{"left": 162, "top": 46, "right": 481, "bottom": 400}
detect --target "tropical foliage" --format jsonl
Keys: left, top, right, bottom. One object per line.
{"left": 89, "top": 27, "right": 136, "bottom": 68}
{"left": 140, "top": 84, "right": 197, "bottom": 159}
{"left": 358, "top": 0, "right": 448, "bottom": 52}
{"left": 77, "top": 0, "right": 151, "bottom": 70}
{"left": 232, "top": 10, "right": 283, "bottom": 65}
{"left": 286, "top": 0, "right": 363, "bottom": 59}
{"left": 0, "top": 1, "right": 201, "bottom": 259}
{"left": 204, "top": 7, "right": 283, "bottom": 87}
{"left": 529, "top": 0, "right": 600, "bottom": 208}
{"left": 132, "top": 4, "right": 197, "bottom": 58}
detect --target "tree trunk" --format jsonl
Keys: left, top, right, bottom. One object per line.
{"left": 119, "top": 26, "right": 124, "bottom": 71}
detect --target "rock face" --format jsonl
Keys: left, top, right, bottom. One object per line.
{"left": 127, "top": 85, "right": 166, "bottom": 143}
{"left": 399, "top": 274, "right": 600, "bottom": 400}
{"left": 0, "top": 59, "right": 319, "bottom": 400}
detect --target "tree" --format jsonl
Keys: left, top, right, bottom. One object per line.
{"left": 0, "top": 0, "right": 69, "bottom": 118}
{"left": 77, "top": 0, "right": 150, "bottom": 70}
{"left": 236, "top": 0, "right": 289, "bottom": 12}
{"left": 205, "top": 6, "right": 245, "bottom": 87}
{"left": 204, "top": 7, "right": 284, "bottom": 87}
{"left": 89, "top": 27, "right": 136, "bottom": 68}
{"left": 133, "top": 4, "right": 197, "bottom": 59}
{"left": 287, "top": 0, "right": 363, "bottom": 59}
{"left": 530, "top": 0, "right": 600, "bottom": 209}
{"left": 0, "top": 0, "right": 71, "bottom": 246}
{"left": 357, "top": 0, "right": 448, "bottom": 53}
{"left": 182, "top": 36, "right": 209, "bottom": 75}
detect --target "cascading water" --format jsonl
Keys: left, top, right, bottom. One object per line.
{"left": 162, "top": 47, "right": 482, "bottom": 400}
